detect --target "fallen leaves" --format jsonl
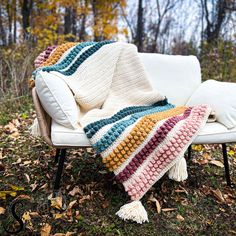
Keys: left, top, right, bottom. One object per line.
{"left": 0, "top": 206, "right": 5, "bottom": 214}
{"left": 149, "top": 195, "right": 161, "bottom": 214}
{"left": 212, "top": 189, "right": 225, "bottom": 203}
{"left": 69, "top": 186, "right": 83, "bottom": 196}
{"left": 41, "top": 223, "right": 52, "bottom": 236}
{"left": 162, "top": 208, "right": 176, "bottom": 212}
{"left": 209, "top": 160, "right": 224, "bottom": 168}
{"left": 176, "top": 214, "right": 185, "bottom": 222}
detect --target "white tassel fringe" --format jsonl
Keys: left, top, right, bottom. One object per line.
{"left": 116, "top": 200, "right": 148, "bottom": 224}
{"left": 30, "top": 118, "right": 41, "bottom": 137}
{"left": 168, "top": 157, "right": 188, "bottom": 182}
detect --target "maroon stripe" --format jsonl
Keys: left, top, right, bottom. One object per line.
{"left": 115, "top": 107, "right": 192, "bottom": 183}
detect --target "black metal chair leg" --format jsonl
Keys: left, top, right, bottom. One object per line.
{"left": 187, "top": 145, "right": 192, "bottom": 160}
{"left": 222, "top": 143, "right": 231, "bottom": 187}
{"left": 55, "top": 148, "right": 61, "bottom": 164}
{"left": 53, "top": 149, "right": 66, "bottom": 196}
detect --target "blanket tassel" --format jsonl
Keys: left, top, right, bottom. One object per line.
{"left": 116, "top": 200, "right": 148, "bottom": 224}
{"left": 30, "top": 118, "right": 41, "bottom": 137}
{"left": 168, "top": 157, "right": 188, "bottom": 182}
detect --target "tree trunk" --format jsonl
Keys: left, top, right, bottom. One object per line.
{"left": 135, "top": 0, "right": 144, "bottom": 52}
{"left": 7, "top": 1, "right": 12, "bottom": 45}
{"left": 0, "top": 4, "right": 7, "bottom": 45}
{"left": 13, "top": 0, "right": 17, "bottom": 43}
{"left": 64, "top": 7, "right": 72, "bottom": 35}
{"left": 21, "top": 0, "right": 33, "bottom": 40}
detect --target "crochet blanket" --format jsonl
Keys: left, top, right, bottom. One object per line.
{"left": 32, "top": 41, "right": 211, "bottom": 223}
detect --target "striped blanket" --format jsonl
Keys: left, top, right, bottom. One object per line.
{"left": 32, "top": 41, "right": 211, "bottom": 223}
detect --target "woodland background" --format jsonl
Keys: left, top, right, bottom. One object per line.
{"left": 0, "top": 0, "right": 235, "bottom": 99}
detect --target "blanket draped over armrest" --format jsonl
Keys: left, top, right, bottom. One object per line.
{"left": 32, "top": 41, "right": 211, "bottom": 224}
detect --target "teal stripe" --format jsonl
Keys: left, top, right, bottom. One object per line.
{"left": 92, "top": 103, "right": 174, "bottom": 153}
{"left": 46, "top": 41, "right": 113, "bottom": 76}
{"left": 42, "top": 42, "right": 96, "bottom": 73}
{"left": 84, "top": 98, "right": 168, "bottom": 138}
{"left": 32, "top": 42, "right": 93, "bottom": 78}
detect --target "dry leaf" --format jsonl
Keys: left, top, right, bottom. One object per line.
{"left": 162, "top": 208, "right": 176, "bottom": 212}
{"left": 212, "top": 189, "right": 225, "bottom": 202}
{"left": 68, "top": 200, "right": 77, "bottom": 209}
{"left": 24, "top": 173, "right": 30, "bottom": 183}
{"left": 149, "top": 196, "right": 161, "bottom": 214}
{"left": 78, "top": 195, "right": 90, "bottom": 204}
{"left": 199, "top": 159, "right": 208, "bottom": 165}
{"left": 0, "top": 207, "right": 5, "bottom": 214}
{"left": 20, "top": 160, "right": 31, "bottom": 166}
{"left": 30, "top": 182, "right": 38, "bottom": 192}
{"left": 69, "top": 186, "right": 83, "bottom": 196}
{"left": 209, "top": 160, "right": 224, "bottom": 168}
{"left": 22, "top": 211, "right": 31, "bottom": 221}
{"left": 75, "top": 210, "right": 80, "bottom": 220}
{"left": 39, "top": 183, "right": 48, "bottom": 190}
{"left": 41, "top": 223, "right": 51, "bottom": 236}
{"left": 102, "top": 201, "right": 109, "bottom": 209}
{"left": 12, "top": 158, "right": 22, "bottom": 165}
{"left": 50, "top": 196, "right": 63, "bottom": 210}
{"left": 65, "top": 232, "right": 76, "bottom": 236}
{"left": 176, "top": 214, "right": 185, "bottom": 222}
{"left": 30, "top": 212, "right": 40, "bottom": 217}
{"left": 53, "top": 213, "right": 63, "bottom": 219}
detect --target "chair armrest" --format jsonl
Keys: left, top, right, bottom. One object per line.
{"left": 32, "top": 87, "right": 53, "bottom": 146}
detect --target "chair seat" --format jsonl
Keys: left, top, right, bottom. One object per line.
{"left": 51, "top": 120, "right": 236, "bottom": 147}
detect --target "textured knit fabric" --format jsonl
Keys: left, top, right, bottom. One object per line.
{"left": 33, "top": 41, "right": 211, "bottom": 218}
{"left": 34, "top": 45, "right": 58, "bottom": 68}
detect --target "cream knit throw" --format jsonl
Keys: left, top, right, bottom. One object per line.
{"left": 34, "top": 42, "right": 211, "bottom": 223}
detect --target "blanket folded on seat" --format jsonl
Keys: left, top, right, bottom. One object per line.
{"left": 33, "top": 41, "right": 211, "bottom": 223}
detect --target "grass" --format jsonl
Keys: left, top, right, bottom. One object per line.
{"left": 0, "top": 97, "right": 235, "bottom": 236}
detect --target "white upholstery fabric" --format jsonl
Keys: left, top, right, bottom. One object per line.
{"left": 187, "top": 79, "right": 236, "bottom": 129}
{"left": 51, "top": 120, "right": 236, "bottom": 146}
{"left": 35, "top": 71, "right": 79, "bottom": 129}
{"left": 139, "top": 53, "right": 201, "bottom": 106}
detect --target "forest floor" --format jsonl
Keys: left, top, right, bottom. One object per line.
{"left": 0, "top": 96, "right": 236, "bottom": 236}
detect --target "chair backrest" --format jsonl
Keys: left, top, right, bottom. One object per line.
{"left": 139, "top": 53, "right": 201, "bottom": 106}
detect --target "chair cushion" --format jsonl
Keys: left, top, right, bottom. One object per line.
{"left": 35, "top": 71, "right": 79, "bottom": 129}
{"left": 139, "top": 53, "right": 201, "bottom": 106}
{"left": 187, "top": 80, "right": 236, "bottom": 129}
{"left": 51, "top": 120, "right": 236, "bottom": 146}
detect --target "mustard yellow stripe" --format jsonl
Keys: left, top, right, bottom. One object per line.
{"left": 42, "top": 42, "right": 77, "bottom": 67}
{"left": 103, "top": 106, "right": 187, "bottom": 171}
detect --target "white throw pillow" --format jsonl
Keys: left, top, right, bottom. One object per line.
{"left": 35, "top": 71, "right": 79, "bottom": 129}
{"left": 187, "top": 80, "right": 236, "bottom": 129}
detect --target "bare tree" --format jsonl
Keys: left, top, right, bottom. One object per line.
{"left": 21, "top": 0, "right": 33, "bottom": 40}
{"left": 0, "top": 3, "right": 7, "bottom": 45}
{"left": 201, "top": 0, "right": 236, "bottom": 44}
{"left": 135, "top": 0, "right": 144, "bottom": 51}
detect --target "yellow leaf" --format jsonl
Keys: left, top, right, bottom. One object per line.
{"left": 22, "top": 211, "right": 31, "bottom": 221}
{"left": 50, "top": 196, "right": 63, "bottom": 210}
{"left": 53, "top": 213, "right": 63, "bottom": 219}
{"left": 228, "top": 150, "right": 235, "bottom": 156}
{"left": 0, "top": 191, "right": 17, "bottom": 199}
{"left": 9, "top": 184, "right": 25, "bottom": 191}
{"left": 192, "top": 145, "right": 203, "bottom": 151}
